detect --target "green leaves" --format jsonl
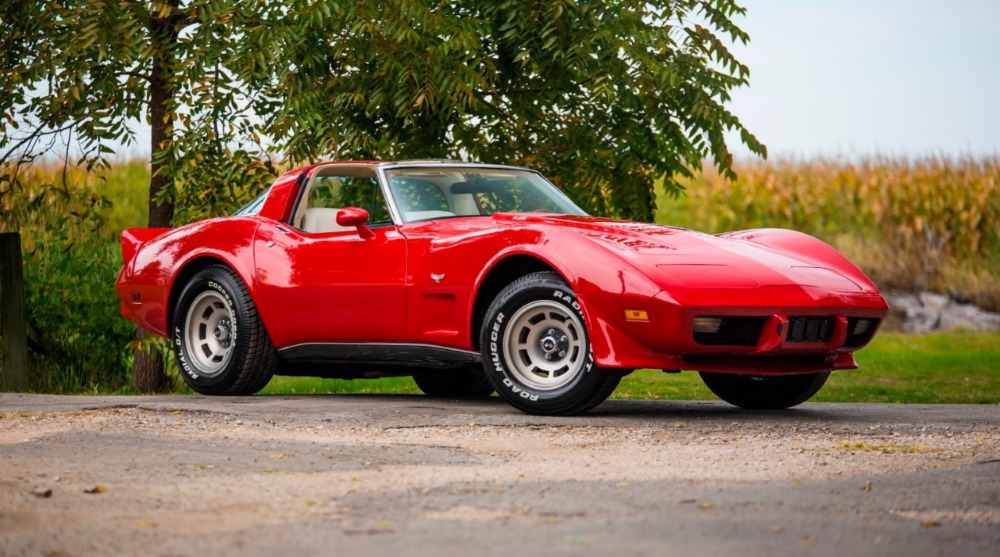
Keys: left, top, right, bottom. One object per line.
{"left": 2, "top": 0, "right": 763, "bottom": 226}
{"left": 261, "top": 0, "right": 764, "bottom": 221}
{"left": 1, "top": 0, "right": 280, "bottom": 226}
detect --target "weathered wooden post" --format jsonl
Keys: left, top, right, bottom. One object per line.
{"left": 1, "top": 231, "right": 28, "bottom": 391}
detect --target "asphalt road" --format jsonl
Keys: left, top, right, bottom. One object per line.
{"left": 1, "top": 394, "right": 998, "bottom": 557}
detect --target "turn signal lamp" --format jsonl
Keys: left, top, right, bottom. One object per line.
{"left": 624, "top": 309, "right": 650, "bottom": 322}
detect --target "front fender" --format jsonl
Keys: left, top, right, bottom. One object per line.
{"left": 720, "top": 228, "right": 882, "bottom": 293}
{"left": 476, "top": 227, "right": 667, "bottom": 368}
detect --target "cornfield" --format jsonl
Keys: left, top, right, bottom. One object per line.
{"left": 659, "top": 156, "right": 1000, "bottom": 310}
{"left": 0, "top": 158, "right": 149, "bottom": 242}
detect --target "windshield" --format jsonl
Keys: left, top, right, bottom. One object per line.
{"left": 383, "top": 167, "right": 587, "bottom": 223}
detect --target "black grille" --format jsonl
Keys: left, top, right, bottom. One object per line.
{"left": 844, "top": 318, "right": 879, "bottom": 348}
{"left": 693, "top": 316, "right": 767, "bottom": 346}
{"left": 786, "top": 316, "right": 834, "bottom": 343}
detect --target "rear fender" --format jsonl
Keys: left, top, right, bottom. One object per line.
{"left": 121, "top": 220, "right": 260, "bottom": 336}
{"left": 121, "top": 228, "right": 171, "bottom": 278}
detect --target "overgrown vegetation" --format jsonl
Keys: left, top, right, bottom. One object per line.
{"left": 0, "top": 162, "right": 143, "bottom": 392}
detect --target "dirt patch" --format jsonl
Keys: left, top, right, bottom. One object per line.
{"left": 1, "top": 398, "right": 997, "bottom": 557}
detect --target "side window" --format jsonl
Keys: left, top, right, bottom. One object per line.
{"left": 301, "top": 176, "right": 391, "bottom": 233}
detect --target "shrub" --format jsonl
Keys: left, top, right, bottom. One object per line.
{"left": 1, "top": 163, "right": 137, "bottom": 392}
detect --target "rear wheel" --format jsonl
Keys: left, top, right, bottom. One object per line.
{"left": 172, "top": 265, "right": 276, "bottom": 395}
{"left": 481, "top": 272, "right": 621, "bottom": 415}
{"left": 413, "top": 369, "right": 494, "bottom": 398}
{"left": 699, "top": 371, "right": 830, "bottom": 409}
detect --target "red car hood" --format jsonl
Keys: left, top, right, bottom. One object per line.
{"left": 492, "top": 213, "right": 871, "bottom": 294}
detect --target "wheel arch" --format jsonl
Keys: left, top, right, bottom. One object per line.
{"left": 169, "top": 256, "right": 278, "bottom": 395}
{"left": 467, "top": 247, "right": 656, "bottom": 366}
{"left": 469, "top": 254, "right": 560, "bottom": 350}
{"left": 167, "top": 256, "right": 242, "bottom": 332}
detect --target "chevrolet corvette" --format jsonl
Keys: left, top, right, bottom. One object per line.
{"left": 116, "top": 161, "right": 888, "bottom": 415}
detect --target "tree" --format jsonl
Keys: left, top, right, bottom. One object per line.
{"left": 2, "top": 0, "right": 762, "bottom": 391}
{"left": 263, "top": 0, "right": 764, "bottom": 221}
{"left": 1, "top": 0, "right": 276, "bottom": 391}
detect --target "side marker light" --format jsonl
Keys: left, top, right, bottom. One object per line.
{"left": 624, "top": 309, "right": 649, "bottom": 321}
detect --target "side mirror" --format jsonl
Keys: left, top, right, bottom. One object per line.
{"left": 336, "top": 207, "right": 375, "bottom": 240}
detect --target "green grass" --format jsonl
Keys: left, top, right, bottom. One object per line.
{"left": 257, "top": 332, "right": 1000, "bottom": 404}
{"left": 817, "top": 332, "right": 1000, "bottom": 404}
{"left": 259, "top": 376, "right": 422, "bottom": 396}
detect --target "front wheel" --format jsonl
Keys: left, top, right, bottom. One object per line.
{"left": 172, "top": 265, "right": 277, "bottom": 395}
{"left": 699, "top": 371, "right": 830, "bottom": 409}
{"left": 481, "top": 272, "right": 621, "bottom": 415}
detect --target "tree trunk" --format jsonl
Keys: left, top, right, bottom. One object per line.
{"left": 131, "top": 2, "right": 180, "bottom": 394}
{"left": 131, "top": 329, "right": 172, "bottom": 393}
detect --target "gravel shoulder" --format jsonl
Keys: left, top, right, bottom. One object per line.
{"left": 1, "top": 394, "right": 998, "bottom": 556}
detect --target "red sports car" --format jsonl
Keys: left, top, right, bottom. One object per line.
{"left": 116, "top": 161, "right": 888, "bottom": 415}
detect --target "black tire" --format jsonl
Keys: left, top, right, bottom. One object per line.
{"left": 172, "top": 265, "right": 277, "bottom": 395}
{"left": 413, "top": 368, "right": 495, "bottom": 398}
{"left": 698, "top": 371, "right": 830, "bottom": 409}
{"left": 480, "top": 271, "right": 621, "bottom": 415}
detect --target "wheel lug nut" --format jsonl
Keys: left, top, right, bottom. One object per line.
{"left": 560, "top": 335, "right": 567, "bottom": 342}
{"left": 558, "top": 350, "right": 566, "bottom": 358}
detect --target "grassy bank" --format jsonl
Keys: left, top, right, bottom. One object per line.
{"left": 260, "top": 332, "right": 1000, "bottom": 404}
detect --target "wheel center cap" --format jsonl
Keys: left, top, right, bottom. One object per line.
{"left": 215, "top": 318, "right": 232, "bottom": 347}
{"left": 538, "top": 328, "right": 569, "bottom": 360}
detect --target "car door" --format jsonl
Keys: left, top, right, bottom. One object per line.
{"left": 252, "top": 173, "right": 407, "bottom": 348}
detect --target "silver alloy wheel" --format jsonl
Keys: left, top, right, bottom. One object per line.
{"left": 502, "top": 300, "right": 587, "bottom": 391}
{"left": 184, "top": 290, "right": 236, "bottom": 376}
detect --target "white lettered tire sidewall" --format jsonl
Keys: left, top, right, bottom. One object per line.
{"left": 482, "top": 272, "right": 620, "bottom": 415}
{"left": 172, "top": 265, "right": 276, "bottom": 395}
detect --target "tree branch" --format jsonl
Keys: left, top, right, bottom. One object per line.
{"left": 117, "top": 70, "right": 151, "bottom": 83}
{"left": 1, "top": 120, "right": 77, "bottom": 164}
